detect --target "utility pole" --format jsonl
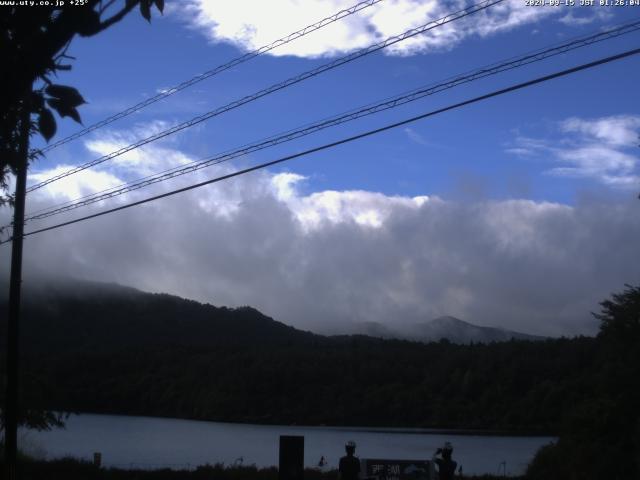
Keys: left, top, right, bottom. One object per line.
{"left": 4, "top": 97, "right": 31, "bottom": 480}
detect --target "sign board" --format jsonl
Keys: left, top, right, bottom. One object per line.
{"left": 279, "top": 435, "right": 304, "bottom": 480}
{"left": 361, "top": 459, "right": 433, "bottom": 480}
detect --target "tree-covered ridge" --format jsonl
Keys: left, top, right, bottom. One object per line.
{"left": 527, "top": 284, "right": 640, "bottom": 480}
{"left": 15, "top": 280, "right": 315, "bottom": 354}
{"left": 3, "top": 281, "right": 639, "bottom": 477}
{"left": 1, "top": 280, "right": 597, "bottom": 432}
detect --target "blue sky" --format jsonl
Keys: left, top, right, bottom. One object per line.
{"left": 5, "top": 0, "right": 640, "bottom": 336}
{"left": 35, "top": 0, "right": 640, "bottom": 203}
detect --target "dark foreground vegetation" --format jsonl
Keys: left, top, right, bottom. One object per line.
{"left": 525, "top": 284, "right": 640, "bottom": 479}
{"left": 0, "top": 458, "right": 516, "bottom": 480}
{"left": 1, "top": 281, "right": 639, "bottom": 478}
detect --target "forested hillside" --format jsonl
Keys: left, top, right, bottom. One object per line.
{"left": 1, "top": 280, "right": 597, "bottom": 432}
{"left": 2, "top": 281, "right": 639, "bottom": 477}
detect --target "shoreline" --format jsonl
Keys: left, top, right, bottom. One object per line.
{"left": 55, "top": 410, "right": 557, "bottom": 437}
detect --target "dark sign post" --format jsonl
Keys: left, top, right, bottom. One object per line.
{"left": 361, "top": 459, "right": 433, "bottom": 480}
{"left": 279, "top": 435, "right": 304, "bottom": 480}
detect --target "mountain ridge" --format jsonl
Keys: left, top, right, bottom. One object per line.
{"left": 358, "top": 315, "right": 546, "bottom": 344}
{"left": 0, "top": 278, "right": 319, "bottom": 354}
{"left": 0, "top": 278, "right": 595, "bottom": 432}
{"left": 2, "top": 278, "right": 549, "bottom": 345}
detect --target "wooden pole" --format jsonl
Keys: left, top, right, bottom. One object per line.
{"left": 4, "top": 98, "right": 31, "bottom": 480}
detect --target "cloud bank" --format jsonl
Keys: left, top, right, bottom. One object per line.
{"left": 509, "top": 115, "right": 640, "bottom": 189}
{"left": 2, "top": 117, "right": 639, "bottom": 338}
{"left": 178, "top": 0, "right": 561, "bottom": 58}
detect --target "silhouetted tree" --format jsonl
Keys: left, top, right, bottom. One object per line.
{"left": 595, "top": 284, "right": 640, "bottom": 342}
{"left": 0, "top": 0, "right": 163, "bottom": 436}
{"left": 527, "top": 284, "right": 640, "bottom": 480}
{"left": 0, "top": 0, "right": 164, "bottom": 206}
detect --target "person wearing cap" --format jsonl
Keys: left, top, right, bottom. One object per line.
{"left": 339, "top": 440, "right": 360, "bottom": 480}
{"left": 432, "top": 442, "right": 457, "bottom": 480}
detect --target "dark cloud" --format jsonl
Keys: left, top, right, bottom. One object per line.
{"left": 2, "top": 164, "right": 639, "bottom": 338}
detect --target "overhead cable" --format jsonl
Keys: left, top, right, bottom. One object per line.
{"left": 39, "top": 0, "right": 387, "bottom": 153}
{"left": 3, "top": 46, "right": 637, "bottom": 245}
{"left": 27, "top": 0, "right": 505, "bottom": 193}
{"left": 21, "top": 19, "right": 640, "bottom": 224}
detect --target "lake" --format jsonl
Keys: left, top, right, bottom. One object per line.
{"left": 20, "top": 414, "right": 555, "bottom": 476}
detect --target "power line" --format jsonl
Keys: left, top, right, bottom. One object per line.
{"left": 26, "top": 0, "right": 505, "bottom": 193}
{"left": 20, "top": 19, "right": 640, "bottom": 224}
{"left": 4, "top": 46, "right": 637, "bottom": 245}
{"left": 23, "top": 19, "right": 640, "bottom": 220}
{"left": 38, "top": 0, "right": 386, "bottom": 154}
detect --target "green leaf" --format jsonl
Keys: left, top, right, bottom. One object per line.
{"left": 76, "top": 9, "right": 102, "bottom": 37}
{"left": 45, "top": 84, "right": 86, "bottom": 107}
{"left": 154, "top": 0, "right": 164, "bottom": 13}
{"left": 38, "top": 108, "right": 57, "bottom": 141}
{"left": 30, "top": 92, "right": 45, "bottom": 111}
{"left": 140, "top": 0, "right": 151, "bottom": 22}
{"left": 47, "top": 98, "right": 83, "bottom": 125}
{"left": 68, "top": 107, "right": 82, "bottom": 124}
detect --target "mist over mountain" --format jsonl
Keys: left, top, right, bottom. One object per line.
{"left": 5, "top": 181, "right": 637, "bottom": 340}
{"left": 0, "top": 278, "right": 604, "bottom": 431}
{"left": 410, "top": 316, "right": 546, "bottom": 343}
{"left": 356, "top": 316, "right": 546, "bottom": 344}
{"left": 9, "top": 278, "right": 549, "bottom": 345}
{"left": 1, "top": 278, "right": 317, "bottom": 355}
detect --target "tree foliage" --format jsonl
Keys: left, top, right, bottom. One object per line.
{"left": 0, "top": 0, "right": 163, "bottom": 435}
{"left": 595, "top": 284, "right": 640, "bottom": 341}
{"left": 0, "top": 0, "right": 164, "bottom": 206}
{"left": 527, "top": 284, "right": 640, "bottom": 480}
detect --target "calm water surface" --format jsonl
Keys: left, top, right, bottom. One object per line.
{"left": 21, "top": 414, "right": 554, "bottom": 476}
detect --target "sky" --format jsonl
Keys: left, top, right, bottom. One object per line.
{"left": 2, "top": 0, "right": 640, "bottom": 337}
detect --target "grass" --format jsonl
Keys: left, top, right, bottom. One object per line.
{"left": 2, "top": 457, "right": 523, "bottom": 480}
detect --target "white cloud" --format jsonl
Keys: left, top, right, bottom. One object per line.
{"left": 561, "top": 115, "right": 640, "bottom": 147}
{"left": 292, "top": 188, "right": 432, "bottom": 230}
{"left": 271, "top": 172, "right": 306, "bottom": 201}
{"left": 4, "top": 130, "right": 640, "bottom": 339}
{"left": 600, "top": 174, "right": 640, "bottom": 187}
{"left": 553, "top": 146, "right": 637, "bottom": 175}
{"left": 558, "top": 8, "right": 612, "bottom": 27}
{"left": 504, "top": 147, "right": 533, "bottom": 156}
{"left": 508, "top": 115, "right": 640, "bottom": 189}
{"left": 81, "top": 120, "right": 192, "bottom": 177}
{"left": 404, "top": 127, "right": 429, "bottom": 146}
{"left": 177, "top": 0, "right": 566, "bottom": 58}
{"left": 28, "top": 167, "right": 122, "bottom": 200}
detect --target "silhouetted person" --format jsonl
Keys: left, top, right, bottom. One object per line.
{"left": 432, "top": 442, "right": 457, "bottom": 480}
{"left": 339, "top": 441, "right": 360, "bottom": 480}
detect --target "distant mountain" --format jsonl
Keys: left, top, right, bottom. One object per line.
{"left": 357, "top": 321, "right": 399, "bottom": 339}
{"left": 408, "top": 316, "right": 546, "bottom": 344}
{"left": 2, "top": 279, "right": 545, "bottom": 350}
{"left": 0, "top": 278, "right": 592, "bottom": 431}
{"left": 357, "top": 315, "right": 545, "bottom": 344}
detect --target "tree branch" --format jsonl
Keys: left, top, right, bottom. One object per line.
{"left": 94, "top": 0, "right": 140, "bottom": 34}
{"left": 99, "top": 0, "right": 118, "bottom": 15}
